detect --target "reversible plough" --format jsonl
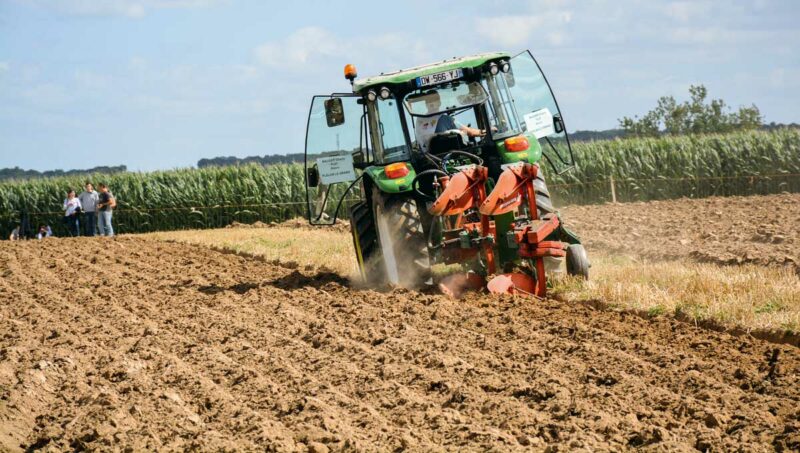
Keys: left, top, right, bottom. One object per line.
{"left": 428, "top": 160, "right": 568, "bottom": 298}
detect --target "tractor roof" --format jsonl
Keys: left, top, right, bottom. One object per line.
{"left": 352, "top": 51, "right": 510, "bottom": 93}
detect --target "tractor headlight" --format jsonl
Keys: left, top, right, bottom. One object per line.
{"left": 379, "top": 87, "right": 391, "bottom": 99}
{"left": 366, "top": 90, "right": 377, "bottom": 102}
{"left": 489, "top": 63, "right": 499, "bottom": 75}
{"left": 501, "top": 61, "right": 510, "bottom": 73}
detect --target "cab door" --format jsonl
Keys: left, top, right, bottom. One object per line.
{"left": 304, "top": 94, "right": 366, "bottom": 225}
{"left": 507, "top": 50, "right": 576, "bottom": 173}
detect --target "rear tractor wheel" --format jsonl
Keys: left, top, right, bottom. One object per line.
{"left": 371, "top": 189, "right": 431, "bottom": 289}
{"left": 349, "top": 200, "right": 384, "bottom": 283}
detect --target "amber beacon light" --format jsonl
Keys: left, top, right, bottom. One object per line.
{"left": 344, "top": 64, "right": 358, "bottom": 81}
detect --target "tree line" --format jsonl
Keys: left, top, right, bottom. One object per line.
{"left": 0, "top": 165, "right": 127, "bottom": 183}
{"left": 619, "top": 84, "right": 763, "bottom": 137}
{"left": 197, "top": 153, "right": 308, "bottom": 168}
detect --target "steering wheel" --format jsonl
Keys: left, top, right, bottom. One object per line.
{"left": 441, "top": 150, "right": 484, "bottom": 173}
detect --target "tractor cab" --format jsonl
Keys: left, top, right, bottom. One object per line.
{"left": 303, "top": 50, "right": 588, "bottom": 294}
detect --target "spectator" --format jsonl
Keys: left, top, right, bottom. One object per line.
{"left": 37, "top": 224, "right": 52, "bottom": 240}
{"left": 9, "top": 224, "right": 21, "bottom": 241}
{"left": 63, "top": 190, "right": 82, "bottom": 237}
{"left": 96, "top": 183, "right": 116, "bottom": 237}
{"left": 78, "top": 182, "right": 99, "bottom": 236}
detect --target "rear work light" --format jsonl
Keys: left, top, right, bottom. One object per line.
{"left": 504, "top": 135, "right": 530, "bottom": 152}
{"left": 384, "top": 162, "right": 409, "bottom": 179}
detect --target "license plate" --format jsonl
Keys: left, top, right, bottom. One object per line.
{"left": 415, "top": 68, "right": 463, "bottom": 87}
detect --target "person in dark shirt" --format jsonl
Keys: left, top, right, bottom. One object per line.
{"left": 96, "top": 183, "right": 116, "bottom": 237}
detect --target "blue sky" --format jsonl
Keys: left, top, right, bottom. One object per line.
{"left": 1, "top": 0, "right": 798, "bottom": 171}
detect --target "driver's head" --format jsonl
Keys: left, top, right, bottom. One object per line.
{"left": 424, "top": 91, "right": 441, "bottom": 113}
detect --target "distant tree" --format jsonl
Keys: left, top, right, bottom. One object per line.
{"left": 619, "top": 84, "right": 763, "bottom": 137}
{"left": 0, "top": 165, "right": 127, "bottom": 182}
{"left": 569, "top": 129, "right": 627, "bottom": 142}
{"left": 197, "top": 154, "right": 309, "bottom": 168}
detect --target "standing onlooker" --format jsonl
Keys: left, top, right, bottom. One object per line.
{"left": 78, "top": 182, "right": 99, "bottom": 236}
{"left": 97, "top": 183, "right": 116, "bottom": 237}
{"left": 63, "top": 190, "right": 82, "bottom": 237}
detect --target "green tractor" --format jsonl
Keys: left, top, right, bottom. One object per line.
{"left": 304, "top": 50, "right": 589, "bottom": 297}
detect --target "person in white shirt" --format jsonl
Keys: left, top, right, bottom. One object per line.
{"left": 63, "top": 190, "right": 82, "bottom": 237}
{"left": 413, "top": 91, "right": 485, "bottom": 152}
{"left": 78, "top": 182, "right": 99, "bottom": 236}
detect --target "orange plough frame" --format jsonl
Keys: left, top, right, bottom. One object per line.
{"left": 428, "top": 162, "right": 567, "bottom": 299}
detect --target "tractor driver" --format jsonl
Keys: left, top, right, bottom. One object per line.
{"left": 414, "top": 91, "right": 485, "bottom": 152}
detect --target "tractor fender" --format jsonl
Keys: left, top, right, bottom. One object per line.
{"left": 496, "top": 131, "right": 543, "bottom": 164}
{"left": 363, "top": 164, "right": 417, "bottom": 194}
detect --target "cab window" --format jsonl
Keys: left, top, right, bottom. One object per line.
{"left": 369, "top": 97, "right": 411, "bottom": 164}
{"left": 483, "top": 73, "right": 522, "bottom": 139}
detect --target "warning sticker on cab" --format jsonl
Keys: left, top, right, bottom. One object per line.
{"left": 317, "top": 154, "right": 357, "bottom": 185}
{"left": 524, "top": 108, "right": 555, "bottom": 139}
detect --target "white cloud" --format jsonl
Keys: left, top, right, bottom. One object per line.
{"left": 0, "top": 62, "right": 9, "bottom": 74}
{"left": 252, "top": 27, "right": 436, "bottom": 74}
{"left": 476, "top": 15, "right": 545, "bottom": 48}
{"left": 668, "top": 26, "right": 736, "bottom": 45}
{"left": 73, "top": 69, "right": 112, "bottom": 90}
{"left": 475, "top": 12, "right": 572, "bottom": 48}
{"left": 19, "top": 0, "right": 226, "bottom": 18}
{"left": 21, "top": 83, "right": 75, "bottom": 107}
{"left": 663, "top": 1, "right": 712, "bottom": 22}
{"left": 546, "top": 32, "right": 566, "bottom": 46}
{"left": 128, "top": 56, "right": 148, "bottom": 72}
{"left": 129, "top": 94, "right": 269, "bottom": 116}
{"left": 254, "top": 27, "right": 341, "bottom": 67}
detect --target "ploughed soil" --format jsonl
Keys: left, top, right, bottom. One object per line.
{"left": 1, "top": 237, "right": 799, "bottom": 451}
{"left": 561, "top": 193, "right": 799, "bottom": 273}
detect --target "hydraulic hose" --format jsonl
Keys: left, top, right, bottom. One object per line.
{"left": 412, "top": 168, "right": 449, "bottom": 200}
{"left": 420, "top": 151, "right": 443, "bottom": 170}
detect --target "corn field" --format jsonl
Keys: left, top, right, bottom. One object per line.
{"left": 0, "top": 164, "right": 308, "bottom": 237}
{"left": 548, "top": 128, "right": 800, "bottom": 204}
{"left": 1, "top": 129, "right": 798, "bottom": 237}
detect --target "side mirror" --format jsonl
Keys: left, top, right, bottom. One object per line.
{"left": 553, "top": 114, "right": 565, "bottom": 134}
{"left": 352, "top": 149, "right": 365, "bottom": 165}
{"left": 307, "top": 165, "right": 320, "bottom": 188}
{"left": 324, "top": 98, "right": 345, "bottom": 127}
